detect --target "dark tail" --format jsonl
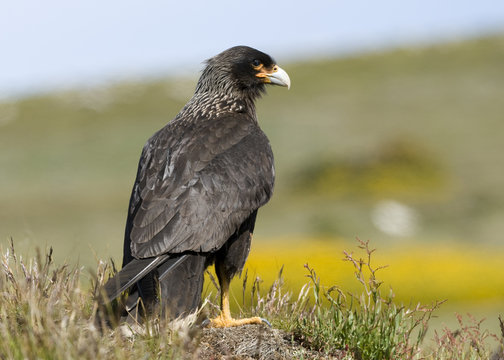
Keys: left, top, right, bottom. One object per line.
{"left": 156, "top": 253, "right": 207, "bottom": 317}
{"left": 101, "top": 254, "right": 173, "bottom": 302}
{"left": 100, "top": 253, "right": 207, "bottom": 319}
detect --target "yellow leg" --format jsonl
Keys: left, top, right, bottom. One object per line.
{"left": 209, "top": 276, "right": 264, "bottom": 328}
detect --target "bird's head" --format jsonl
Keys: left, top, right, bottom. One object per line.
{"left": 196, "top": 46, "right": 291, "bottom": 100}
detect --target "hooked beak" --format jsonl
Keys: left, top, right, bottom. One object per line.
{"left": 266, "top": 65, "right": 291, "bottom": 89}
{"left": 256, "top": 65, "right": 291, "bottom": 89}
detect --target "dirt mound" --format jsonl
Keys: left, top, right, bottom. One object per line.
{"left": 193, "top": 325, "right": 343, "bottom": 360}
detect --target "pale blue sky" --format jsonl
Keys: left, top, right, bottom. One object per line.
{"left": 1, "top": 0, "right": 503, "bottom": 98}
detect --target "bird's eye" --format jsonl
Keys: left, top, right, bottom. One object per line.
{"left": 252, "top": 59, "right": 261, "bottom": 67}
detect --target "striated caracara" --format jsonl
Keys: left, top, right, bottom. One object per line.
{"left": 101, "top": 46, "right": 290, "bottom": 327}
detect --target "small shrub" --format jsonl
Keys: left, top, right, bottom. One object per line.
{"left": 290, "top": 239, "right": 442, "bottom": 359}
{"left": 425, "top": 314, "right": 504, "bottom": 360}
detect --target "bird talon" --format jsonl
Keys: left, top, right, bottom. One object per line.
{"left": 260, "top": 318, "right": 272, "bottom": 327}
{"left": 208, "top": 314, "right": 266, "bottom": 328}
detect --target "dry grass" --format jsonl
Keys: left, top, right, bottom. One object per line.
{"left": 0, "top": 239, "right": 502, "bottom": 359}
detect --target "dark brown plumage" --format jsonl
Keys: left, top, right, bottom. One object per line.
{"left": 102, "top": 46, "right": 290, "bottom": 325}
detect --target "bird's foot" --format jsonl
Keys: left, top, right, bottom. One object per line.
{"left": 207, "top": 313, "right": 270, "bottom": 328}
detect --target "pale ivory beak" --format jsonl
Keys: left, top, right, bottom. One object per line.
{"left": 267, "top": 66, "right": 291, "bottom": 89}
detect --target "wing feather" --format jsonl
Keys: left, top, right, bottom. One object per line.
{"left": 125, "top": 114, "right": 274, "bottom": 259}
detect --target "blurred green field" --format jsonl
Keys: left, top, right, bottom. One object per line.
{"left": 1, "top": 34, "right": 503, "bottom": 324}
